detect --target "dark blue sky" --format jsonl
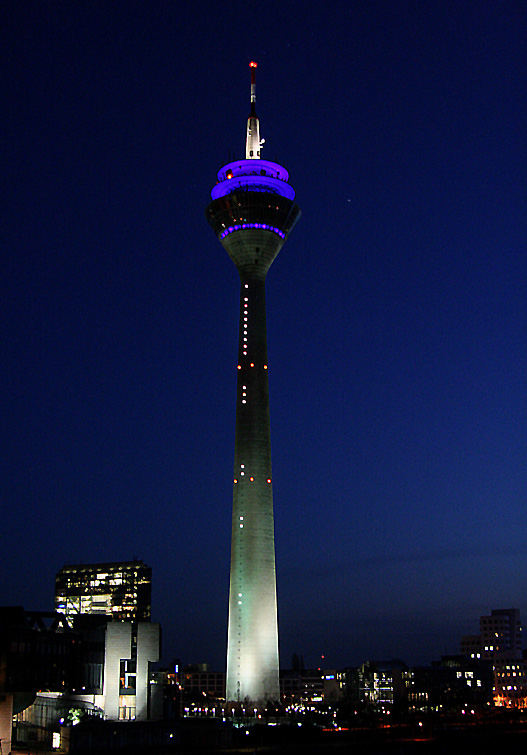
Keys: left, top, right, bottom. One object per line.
{"left": 2, "top": 1, "right": 526, "bottom": 670}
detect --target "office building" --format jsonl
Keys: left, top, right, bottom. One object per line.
{"left": 55, "top": 560, "right": 151, "bottom": 622}
{"left": 460, "top": 608, "right": 526, "bottom": 708}
{"left": 480, "top": 608, "right": 522, "bottom": 659}
{"left": 461, "top": 608, "right": 523, "bottom": 661}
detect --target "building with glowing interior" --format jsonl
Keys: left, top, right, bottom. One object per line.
{"left": 206, "top": 62, "right": 300, "bottom": 703}
{"left": 55, "top": 560, "right": 151, "bottom": 622}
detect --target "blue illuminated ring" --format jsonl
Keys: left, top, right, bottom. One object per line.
{"left": 220, "top": 223, "right": 286, "bottom": 240}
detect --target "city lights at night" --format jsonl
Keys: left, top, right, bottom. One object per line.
{"left": 2, "top": 0, "right": 525, "bottom": 713}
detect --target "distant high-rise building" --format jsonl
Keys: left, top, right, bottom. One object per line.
{"left": 480, "top": 608, "right": 522, "bottom": 659}
{"left": 461, "top": 608, "right": 523, "bottom": 660}
{"left": 460, "top": 608, "right": 525, "bottom": 708}
{"left": 55, "top": 560, "right": 151, "bottom": 622}
{"left": 206, "top": 62, "right": 300, "bottom": 703}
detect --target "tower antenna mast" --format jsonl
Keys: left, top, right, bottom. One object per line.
{"left": 246, "top": 61, "right": 261, "bottom": 159}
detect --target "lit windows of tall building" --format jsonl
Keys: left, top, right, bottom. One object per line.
{"left": 480, "top": 608, "right": 522, "bottom": 659}
{"left": 461, "top": 608, "right": 523, "bottom": 661}
{"left": 55, "top": 560, "right": 151, "bottom": 622}
{"left": 460, "top": 608, "right": 526, "bottom": 708}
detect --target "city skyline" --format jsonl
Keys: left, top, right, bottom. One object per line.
{"left": 2, "top": 1, "right": 526, "bottom": 671}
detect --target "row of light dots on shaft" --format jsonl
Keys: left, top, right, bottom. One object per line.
{"left": 233, "top": 465, "right": 272, "bottom": 485}
{"left": 238, "top": 283, "right": 267, "bottom": 401}
{"left": 242, "top": 284, "right": 249, "bottom": 358}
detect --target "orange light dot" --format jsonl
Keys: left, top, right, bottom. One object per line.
{"left": 249, "top": 61, "right": 258, "bottom": 68}
{"left": 237, "top": 365, "right": 241, "bottom": 370}
{"left": 234, "top": 479, "right": 238, "bottom": 484}
{"left": 250, "top": 363, "right": 254, "bottom": 367}
{"left": 263, "top": 365, "right": 268, "bottom": 369}
{"left": 266, "top": 478, "right": 271, "bottom": 484}
{"left": 249, "top": 477, "right": 254, "bottom": 482}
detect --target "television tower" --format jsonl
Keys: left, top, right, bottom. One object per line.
{"left": 206, "top": 62, "right": 300, "bottom": 703}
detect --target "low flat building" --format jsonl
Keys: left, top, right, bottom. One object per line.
{"left": 0, "top": 608, "right": 75, "bottom": 754}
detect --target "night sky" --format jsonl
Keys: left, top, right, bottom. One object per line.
{"left": 3, "top": 1, "right": 526, "bottom": 671}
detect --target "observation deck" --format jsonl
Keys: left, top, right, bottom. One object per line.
{"left": 211, "top": 159, "right": 295, "bottom": 201}
{"left": 206, "top": 160, "right": 300, "bottom": 277}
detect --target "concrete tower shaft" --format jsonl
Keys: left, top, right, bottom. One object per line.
{"left": 206, "top": 62, "right": 300, "bottom": 704}
{"left": 228, "top": 275, "right": 277, "bottom": 703}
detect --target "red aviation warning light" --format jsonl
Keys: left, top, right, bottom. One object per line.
{"left": 249, "top": 61, "right": 258, "bottom": 68}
